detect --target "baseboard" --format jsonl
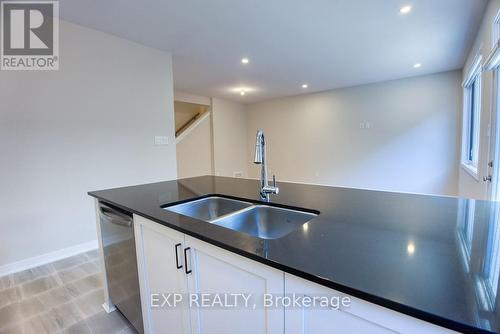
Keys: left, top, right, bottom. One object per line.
{"left": 0, "top": 240, "right": 98, "bottom": 277}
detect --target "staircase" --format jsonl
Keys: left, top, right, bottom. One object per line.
{"left": 174, "top": 101, "right": 210, "bottom": 138}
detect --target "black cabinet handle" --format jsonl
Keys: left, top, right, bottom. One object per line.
{"left": 184, "top": 247, "right": 192, "bottom": 274}
{"left": 175, "top": 243, "right": 183, "bottom": 269}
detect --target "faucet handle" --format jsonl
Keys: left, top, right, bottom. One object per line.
{"left": 272, "top": 175, "right": 279, "bottom": 194}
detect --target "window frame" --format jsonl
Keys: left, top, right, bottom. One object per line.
{"left": 461, "top": 55, "right": 483, "bottom": 179}
{"left": 493, "top": 9, "right": 500, "bottom": 49}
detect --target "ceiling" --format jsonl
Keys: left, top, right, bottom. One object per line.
{"left": 59, "top": 0, "right": 487, "bottom": 103}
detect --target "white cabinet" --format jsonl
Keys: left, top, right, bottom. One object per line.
{"left": 134, "top": 215, "right": 191, "bottom": 334}
{"left": 185, "top": 235, "right": 284, "bottom": 334}
{"left": 134, "top": 215, "right": 284, "bottom": 334}
{"left": 284, "top": 274, "right": 458, "bottom": 334}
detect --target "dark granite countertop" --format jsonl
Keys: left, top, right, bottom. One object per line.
{"left": 88, "top": 176, "right": 500, "bottom": 334}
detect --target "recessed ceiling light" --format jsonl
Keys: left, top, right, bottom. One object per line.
{"left": 400, "top": 5, "right": 412, "bottom": 14}
{"left": 230, "top": 86, "right": 256, "bottom": 95}
{"left": 413, "top": 63, "right": 422, "bottom": 68}
{"left": 241, "top": 58, "right": 249, "bottom": 64}
{"left": 301, "top": 84, "right": 308, "bottom": 89}
{"left": 407, "top": 242, "right": 415, "bottom": 255}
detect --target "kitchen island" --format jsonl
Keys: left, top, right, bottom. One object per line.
{"left": 89, "top": 176, "right": 500, "bottom": 334}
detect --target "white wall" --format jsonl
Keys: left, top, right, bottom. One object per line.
{"left": 176, "top": 114, "right": 213, "bottom": 178}
{"left": 246, "top": 71, "right": 462, "bottom": 196}
{"left": 174, "top": 90, "right": 211, "bottom": 106}
{"left": 0, "top": 21, "right": 177, "bottom": 269}
{"left": 459, "top": 0, "right": 500, "bottom": 200}
{"left": 212, "top": 98, "right": 248, "bottom": 178}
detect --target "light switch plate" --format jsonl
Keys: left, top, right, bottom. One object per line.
{"left": 154, "top": 136, "right": 169, "bottom": 145}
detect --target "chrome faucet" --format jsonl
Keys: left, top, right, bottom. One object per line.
{"left": 254, "top": 130, "right": 279, "bottom": 201}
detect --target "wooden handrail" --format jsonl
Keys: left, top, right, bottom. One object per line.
{"left": 176, "top": 112, "right": 202, "bottom": 137}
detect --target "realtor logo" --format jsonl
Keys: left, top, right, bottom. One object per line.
{"left": 1, "top": 1, "right": 59, "bottom": 70}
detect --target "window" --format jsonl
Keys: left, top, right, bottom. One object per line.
{"left": 461, "top": 55, "right": 482, "bottom": 178}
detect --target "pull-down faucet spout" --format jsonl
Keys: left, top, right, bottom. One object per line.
{"left": 254, "top": 130, "right": 279, "bottom": 201}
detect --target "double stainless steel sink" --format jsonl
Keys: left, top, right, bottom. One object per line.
{"left": 163, "top": 196, "right": 317, "bottom": 239}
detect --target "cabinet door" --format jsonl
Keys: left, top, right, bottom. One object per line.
{"left": 285, "top": 274, "right": 458, "bottom": 334}
{"left": 134, "top": 215, "right": 190, "bottom": 334}
{"left": 185, "top": 235, "right": 284, "bottom": 334}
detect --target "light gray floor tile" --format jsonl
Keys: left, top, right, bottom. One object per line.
{"left": 65, "top": 283, "right": 85, "bottom": 299}
{"left": 0, "top": 286, "right": 22, "bottom": 309}
{"left": 10, "top": 264, "right": 53, "bottom": 286}
{"left": 74, "top": 289, "right": 105, "bottom": 317}
{"left": 117, "top": 325, "right": 137, "bottom": 334}
{"left": 23, "top": 312, "right": 61, "bottom": 334}
{"left": 38, "top": 286, "right": 73, "bottom": 309}
{"left": 64, "top": 320, "right": 92, "bottom": 334}
{"left": 85, "top": 311, "right": 129, "bottom": 334}
{"left": 0, "top": 275, "right": 11, "bottom": 291}
{"left": 53, "top": 255, "right": 87, "bottom": 271}
{"left": 0, "top": 323, "right": 24, "bottom": 334}
{"left": 58, "top": 266, "right": 89, "bottom": 284}
{"left": 92, "top": 259, "right": 102, "bottom": 268}
{"left": 78, "top": 262, "right": 100, "bottom": 276}
{"left": 31, "top": 264, "right": 56, "bottom": 278}
{"left": 21, "top": 276, "right": 59, "bottom": 298}
{"left": 48, "top": 302, "right": 84, "bottom": 330}
{"left": 18, "top": 297, "right": 45, "bottom": 319}
{"left": 11, "top": 269, "right": 36, "bottom": 286}
{"left": 0, "top": 303, "right": 23, "bottom": 329}
{"left": 65, "top": 274, "right": 102, "bottom": 298}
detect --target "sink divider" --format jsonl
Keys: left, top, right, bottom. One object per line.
{"left": 207, "top": 205, "right": 257, "bottom": 223}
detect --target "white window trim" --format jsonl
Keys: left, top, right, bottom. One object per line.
{"left": 461, "top": 54, "right": 483, "bottom": 180}
{"left": 463, "top": 54, "right": 483, "bottom": 87}
{"left": 492, "top": 9, "right": 500, "bottom": 49}
{"left": 462, "top": 162, "right": 479, "bottom": 179}
{"left": 486, "top": 9, "right": 500, "bottom": 71}
{"left": 484, "top": 42, "right": 500, "bottom": 71}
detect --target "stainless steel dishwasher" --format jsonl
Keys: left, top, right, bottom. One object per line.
{"left": 98, "top": 201, "right": 144, "bottom": 334}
